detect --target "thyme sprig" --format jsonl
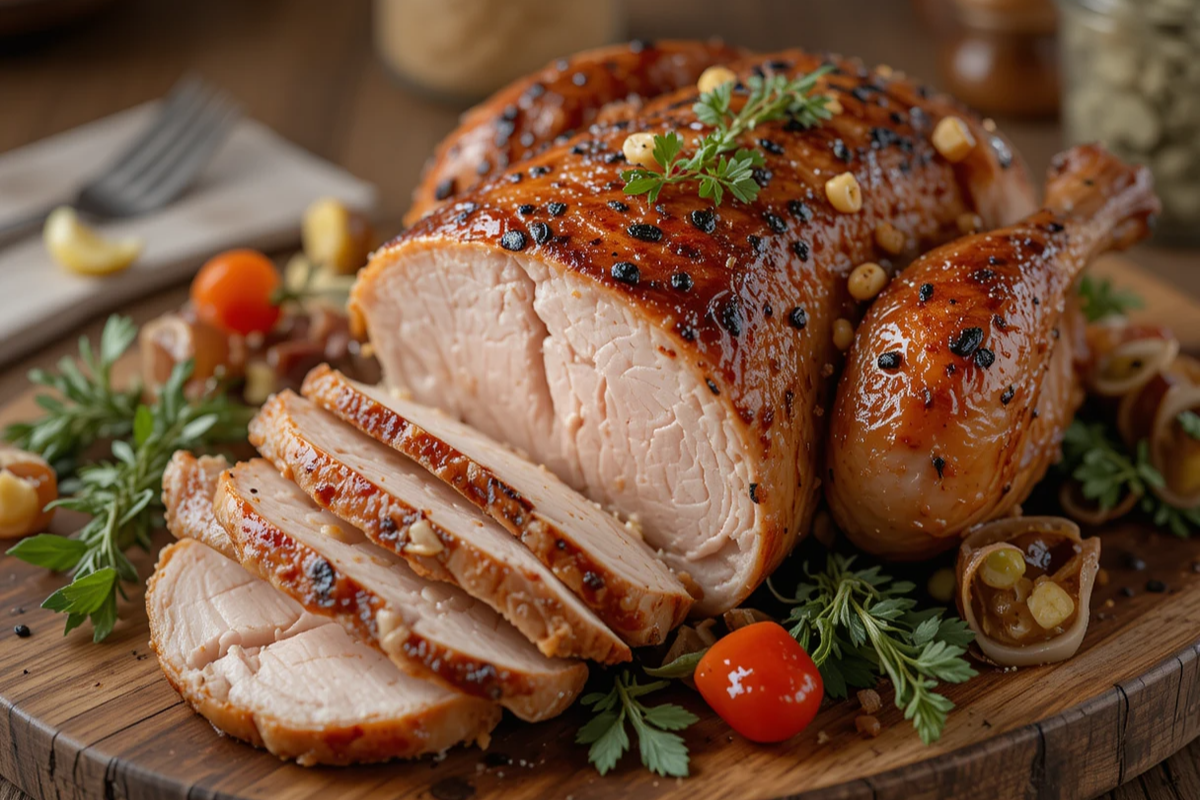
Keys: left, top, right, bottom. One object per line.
{"left": 622, "top": 67, "right": 835, "bottom": 206}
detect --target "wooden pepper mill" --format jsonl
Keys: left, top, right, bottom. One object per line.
{"left": 926, "top": 0, "right": 1061, "bottom": 118}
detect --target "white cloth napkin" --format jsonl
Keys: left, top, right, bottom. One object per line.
{"left": 0, "top": 103, "right": 376, "bottom": 365}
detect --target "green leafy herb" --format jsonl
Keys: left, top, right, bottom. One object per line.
{"left": 270, "top": 255, "right": 355, "bottom": 310}
{"left": 1178, "top": 410, "right": 1200, "bottom": 440}
{"left": 6, "top": 324, "right": 252, "bottom": 642}
{"left": 1061, "top": 420, "right": 1163, "bottom": 511}
{"left": 622, "top": 67, "right": 834, "bottom": 206}
{"left": 1078, "top": 275, "right": 1143, "bottom": 323}
{"left": 577, "top": 671, "right": 698, "bottom": 777}
{"left": 643, "top": 649, "right": 708, "bottom": 679}
{"left": 770, "top": 554, "right": 975, "bottom": 745}
{"left": 3, "top": 316, "right": 142, "bottom": 469}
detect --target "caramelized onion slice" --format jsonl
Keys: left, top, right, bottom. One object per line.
{"left": 1057, "top": 480, "right": 1139, "bottom": 527}
{"left": 1149, "top": 363, "right": 1200, "bottom": 510}
{"left": 957, "top": 516, "right": 1100, "bottom": 667}
{"left": 1090, "top": 336, "right": 1180, "bottom": 398}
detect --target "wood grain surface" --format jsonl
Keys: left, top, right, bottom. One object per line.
{"left": 2, "top": 2, "right": 1199, "bottom": 799}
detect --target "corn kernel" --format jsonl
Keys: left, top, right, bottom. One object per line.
{"left": 832, "top": 317, "right": 856, "bottom": 351}
{"left": 980, "top": 547, "right": 1027, "bottom": 589}
{"left": 874, "top": 222, "right": 905, "bottom": 255}
{"left": 622, "top": 132, "right": 659, "bottom": 169}
{"left": 697, "top": 65, "right": 737, "bottom": 95}
{"left": 927, "top": 567, "right": 956, "bottom": 603}
{"left": 0, "top": 470, "right": 39, "bottom": 536}
{"left": 848, "top": 262, "right": 889, "bottom": 302}
{"left": 405, "top": 519, "right": 444, "bottom": 557}
{"left": 1028, "top": 580, "right": 1075, "bottom": 629}
{"left": 825, "top": 172, "right": 863, "bottom": 214}
{"left": 957, "top": 212, "right": 983, "bottom": 235}
{"left": 932, "top": 116, "right": 977, "bottom": 163}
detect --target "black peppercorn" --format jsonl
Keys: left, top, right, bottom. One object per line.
{"left": 706, "top": 378, "right": 720, "bottom": 395}
{"left": 608, "top": 200, "right": 629, "bottom": 213}
{"left": 690, "top": 208, "right": 716, "bottom": 233}
{"left": 758, "top": 138, "right": 784, "bottom": 155}
{"left": 788, "top": 199, "right": 813, "bottom": 222}
{"left": 877, "top": 352, "right": 902, "bottom": 370}
{"left": 1146, "top": 579, "right": 1167, "bottom": 593}
{"left": 949, "top": 327, "right": 984, "bottom": 358}
{"left": 788, "top": 307, "right": 808, "bottom": 330}
{"left": 627, "top": 223, "right": 663, "bottom": 242}
{"left": 1001, "top": 385, "right": 1015, "bottom": 405}
{"left": 791, "top": 241, "right": 810, "bottom": 261}
{"left": 529, "top": 222, "right": 552, "bottom": 245}
{"left": 670, "top": 272, "right": 694, "bottom": 291}
{"left": 547, "top": 202, "right": 567, "bottom": 217}
{"left": 1120, "top": 586, "right": 1136, "bottom": 598}
{"left": 500, "top": 231, "right": 527, "bottom": 251}
{"left": 932, "top": 455, "right": 946, "bottom": 478}
{"left": 434, "top": 179, "right": 456, "bottom": 200}
{"left": 974, "top": 348, "right": 996, "bottom": 369}
{"left": 831, "top": 139, "right": 851, "bottom": 163}
{"left": 749, "top": 483, "right": 761, "bottom": 503}
{"left": 763, "top": 212, "right": 787, "bottom": 234}
{"left": 14, "top": 624, "right": 30, "bottom": 638}
{"left": 919, "top": 283, "right": 934, "bottom": 302}
{"left": 1125, "top": 555, "right": 1147, "bottom": 571}
{"left": 517, "top": 203, "right": 536, "bottom": 215}
{"left": 610, "top": 261, "right": 640, "bottom": 286}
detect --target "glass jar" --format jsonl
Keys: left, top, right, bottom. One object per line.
{"left": 1058, "top": 0, "right": 1200, "bottom": 245}
{"left": 373, "top": 0, "right": 626, "bottom": 104}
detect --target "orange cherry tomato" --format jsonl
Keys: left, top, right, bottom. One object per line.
{"left": 190, "top": 249, "right": 282, "bottom": 336}
{"left": 694, "top": 621, "right": 823, "bottom": 743}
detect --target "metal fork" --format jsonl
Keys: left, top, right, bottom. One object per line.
{"left": 0, "top": 76, "right": 241, "bottom": 245}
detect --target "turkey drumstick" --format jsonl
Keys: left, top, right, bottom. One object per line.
{"left": 826, "top": 143, "right": 1159, "bottom": 560}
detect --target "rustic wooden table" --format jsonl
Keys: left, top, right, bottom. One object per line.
{"left": 1, "top": 0, "right": 1197, "bottom": 797}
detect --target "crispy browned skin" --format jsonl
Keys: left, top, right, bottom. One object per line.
{"left": 406, "top": 39, "right": 745, "bottom": 224}
{"left": 213, "top": 465, "right": 567, "bottom": 707}
{"left": 827, "top": 144, "right": 1159, "bottom": 559}
{"left": 249, "top": 391, "right": 632, "bottom": 664}
{"left": 365, "top": 49, "right": 1035, "bottom": 607}
{"left": 302, "top": 365, "right": 690, "bottom": 644}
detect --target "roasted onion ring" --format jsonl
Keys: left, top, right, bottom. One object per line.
{"left": 957, "top": 516, "right": 1100, "bottom": 667}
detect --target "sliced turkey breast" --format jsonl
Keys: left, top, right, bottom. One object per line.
{"left": 302, "top": 366, "right": 693, "bottom": 644}
{"left": 250, "top": 391, "right": 629, "bottom": 663}
{"left": 352, "top": 50, "right": 1036, "bottom": 614}
{"left": 147, "top": 538, "right": 500, "bottom": 765}
{"left": 213, "top": 459, "right": 587, "bottom": 722}
{"left": 162, "top": 451, "right": 236, "bottom": 557}
{"left": 407, "top": 39, "right": 745, "bottom": 224}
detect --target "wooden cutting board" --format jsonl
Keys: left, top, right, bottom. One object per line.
{"left": 0, "top": 255, "right": 1197, "bottom": 800}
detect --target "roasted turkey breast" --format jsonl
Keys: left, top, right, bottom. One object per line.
{"left": 162, "top": 451, "right": 236, "bottom": 557}
{"left": 407, "top": 39, "right": 744, "bottom": 224}
{"left": 827, "top": 144, "right": 1159, "bottom": 558}
{"left": 250, "top": 390, "right": 630, "bottom": 663}
{"left": 352, "top": 50, "right": 1036, "bottom": 613}
{"left": 149, "top": 538, "right": 498, "bottom": 765}
{"left": 214, "top": 459, "right": 587, "bottom": 722}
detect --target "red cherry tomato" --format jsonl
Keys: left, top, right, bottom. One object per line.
{"left": 694, "top": 621, "right": 823, "bottom": 743}
{"left": 190, "top": 249, "right": 282, "bottom": 336}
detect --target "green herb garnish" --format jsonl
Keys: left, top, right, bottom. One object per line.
{"left": 7, "top": 318, "right": 252, "bottom": 641}
{"left": 771, "top": 554, "right": 975, "bottom": 745}
{"left": 643, "top": 649, "right": 707, "bottom": 680}
{"left": 577, "top": 671, "right": 699, "bottom": 778}
{"left": 1078, "top": 275, "right": 1143, "bottom": 323}
{"left": 622, "top": 67, "right": 834, "bottom": 206}
{"left": 4, "top": 316, "right": 142, "bottom": 470}
{"left": 1178, "top": 410, "right": 1200, "bottom": 440}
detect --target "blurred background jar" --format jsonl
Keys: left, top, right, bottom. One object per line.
{"left": 1058, "top": 0, "right": 1200, "bottom": 246}
{"left": 374, "top": 0, "right": 626, "bottom": 104}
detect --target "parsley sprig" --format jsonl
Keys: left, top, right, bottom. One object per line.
{"left": 4, "top": 316, "right": 142, "bottom": 470}
{"left": 1078, "top": 275, "right": 1143, "bottom": 323}
{"left": 577, "top": 671, "right": 699, "bottom": 778}
{"left": 771, "top": 554, "right": 975, "bottom": 745}
{"left": 6, "top": 317, "right": 252, "bottom": 641}
{"left": 1061, "top": 419, "right": 1200, "bottom": 538}
{"left": 622, "top": 67, "right": 834, "bottom": 206}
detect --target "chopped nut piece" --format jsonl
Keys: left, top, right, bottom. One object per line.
{"left": 817, "top": 730, "right": 831, "bottom": 745}
{"left": 855, "top": 714, "right": 882, "bottom": 738}
{"left": 405, "top": 518, "right": 444, "bottom": 556}
{"left": 857, "top": 688, "right": 883, "bottom": 714}
{"left": 874, "top": 222, "right": 905, "bottom": 255}
{"left": 722, "top": 607, "right": 772, "bottom": 631}
{"left": 623, "top": 132, "right": 659, "bottom": 169}
{"left": 697, "top": 65, "right": 738, "bottom": 94}
{"left": 932, "top": 116, "right": 977, "bottom": 163}
{"left": 832, "top": 318, "right": 856, "bottom": 351}
{"left": 1028, "top": 581, "right": 1075, "bottom": 629}
{"left": 848, "top": 262, "right": 889, "bottom": 302}
{"left": 825, "top": 172, "right": 863, "bottom": 214}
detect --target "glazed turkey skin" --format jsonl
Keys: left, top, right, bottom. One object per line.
{"left": 355, "top": 50, "right": 1035, "bottom": 614}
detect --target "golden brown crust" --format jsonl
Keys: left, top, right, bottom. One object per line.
{"left": 212, "top": 463, "right": 587, "bottom": 721}
{"left": 303, "top": 365, "right": 692, "bottom": 644}
{"left": 407, "top": 39, "right": 746, "bottom": 224}
{"left": 249, "top": 392, "right": 630, "bottom": 664}
{"left": 146, "top": 540, "right": 500, "bottom": 766}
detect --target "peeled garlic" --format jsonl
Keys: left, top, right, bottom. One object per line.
{"left": 43, "top": 206, "right": 143, "bottom": 276}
